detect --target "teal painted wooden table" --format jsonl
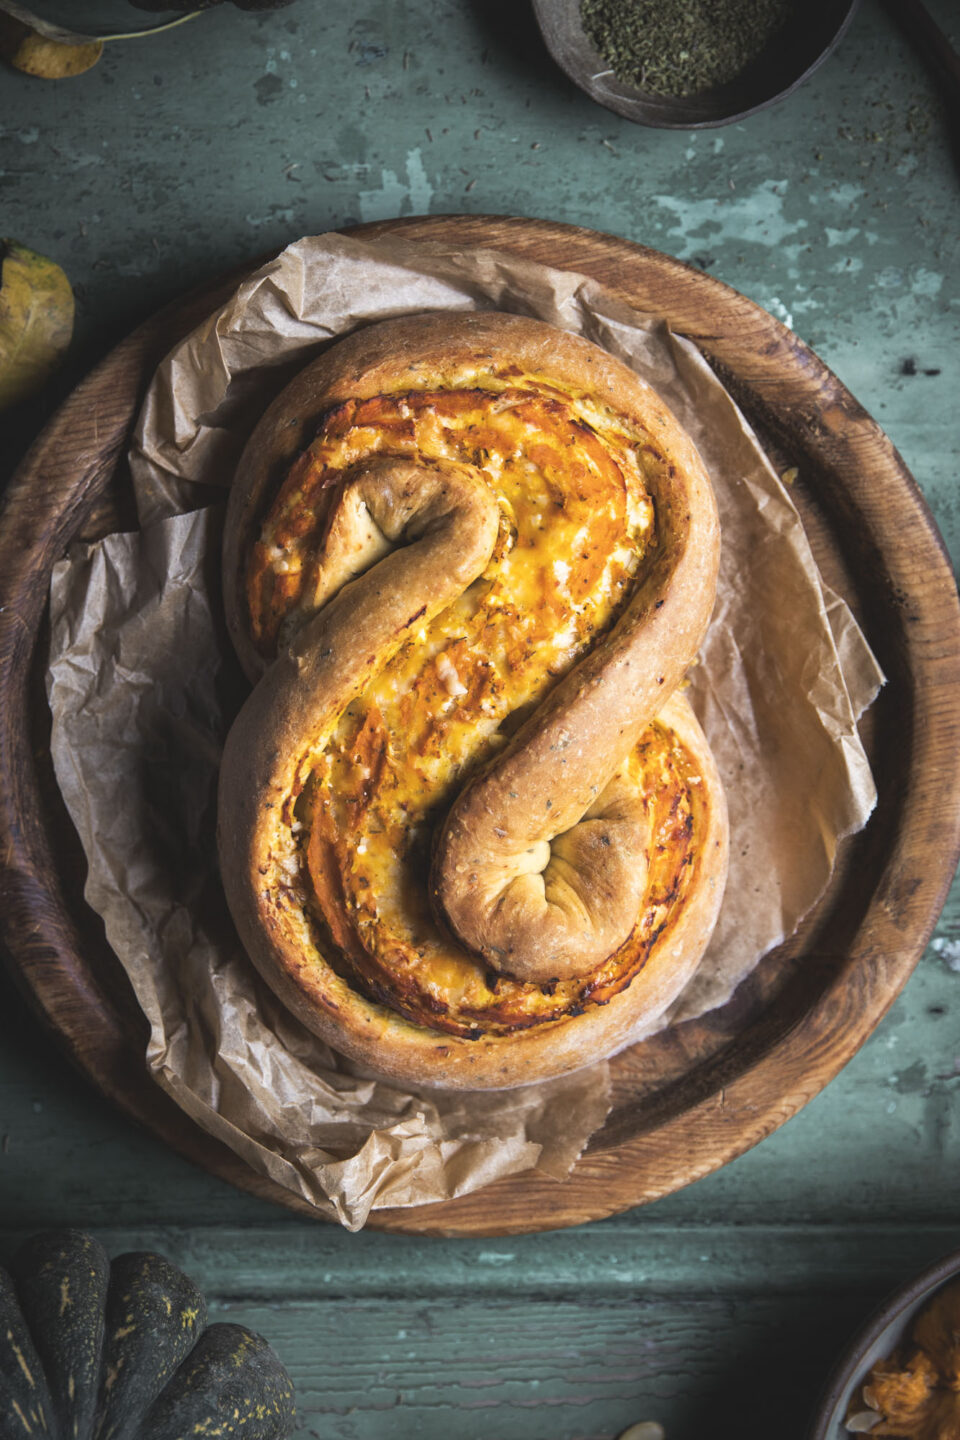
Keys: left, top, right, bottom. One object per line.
{"left": 1, "top": 1, "right": 959, "bottom": 1434}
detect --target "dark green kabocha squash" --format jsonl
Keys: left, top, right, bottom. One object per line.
{"left": 0, "top": 1232, "right": 295, "bottom": 1440}
{"left": 0, "top": 1264, "right": 55, "bottom": 1440}
{"left": 95, "top": 1252, "right": 207, "bottom": 1440}
{"left": 9, "top": 1233, "right": 109, "bottom": 1440}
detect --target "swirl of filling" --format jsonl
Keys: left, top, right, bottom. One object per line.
{"left": 218, "top": 312, "right": 728, "bottom": 1085}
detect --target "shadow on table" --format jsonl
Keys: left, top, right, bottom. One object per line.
{"left": 463, "top": 0, "right": 577, "bottom": 95}
{"left": 678, "top": 1290, "right": 891, "bottom": 1439}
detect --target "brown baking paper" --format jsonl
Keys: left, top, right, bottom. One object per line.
{"left": 46, "top": 234, "right": 884, "bottom": 1229}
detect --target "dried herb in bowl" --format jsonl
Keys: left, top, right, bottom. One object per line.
{"left": 579, "top": 0, "right": 794, "bottom": 98}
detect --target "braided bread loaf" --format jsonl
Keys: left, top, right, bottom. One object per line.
{"left": 218, "top": 312, "right": 728, "bottom": 1089}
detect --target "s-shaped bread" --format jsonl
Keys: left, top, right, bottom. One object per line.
{"left": 218, "top": 311, "right": 728, "bottom": 1089}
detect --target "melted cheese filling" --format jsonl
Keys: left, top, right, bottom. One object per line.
{"left": 247, "top": 374, "right": 704, "bottom": 1037}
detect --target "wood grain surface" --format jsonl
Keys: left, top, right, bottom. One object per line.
{"left": 0, "top": 215, "right": 958, "bottom": 1237}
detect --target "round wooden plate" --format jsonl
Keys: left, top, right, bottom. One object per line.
{"left": 1, "top": 216, "right": 959, "bottom": 1237}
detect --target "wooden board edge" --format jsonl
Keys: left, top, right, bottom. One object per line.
{"left": 0, "top": 215, "right": 958, "bottom": 1236}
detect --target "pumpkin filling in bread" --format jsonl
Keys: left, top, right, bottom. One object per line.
{"left": 242, "top": 375, "right": 711, "bottom": 1038}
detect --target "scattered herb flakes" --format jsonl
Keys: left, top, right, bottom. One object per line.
{"left": 580, "top": 0, "right": 793, "bottom": 98}
{"left": 0, "top": 241, "right": 74, "bottom": 411}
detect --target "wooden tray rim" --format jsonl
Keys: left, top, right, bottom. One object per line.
{"left": 1, "top": 214, "right": 958, "bottom": 1237}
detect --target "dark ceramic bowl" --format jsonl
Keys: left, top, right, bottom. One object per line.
{"left": 807, "top": 1248, "right": 960, "bottom": 1439}
{"left": 531, "top": 0, "right": 861, "bottom": 129}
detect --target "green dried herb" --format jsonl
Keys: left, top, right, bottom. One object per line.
{"left": 580, "top": 0, "right": 794, "bottom": 98}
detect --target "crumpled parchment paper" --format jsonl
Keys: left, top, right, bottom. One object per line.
{"left": 46, "top": 233, "right": 884, "bottom": 1229}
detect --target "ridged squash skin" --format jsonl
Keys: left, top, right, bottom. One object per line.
{"left": 0, "top": 1267, "right": 55, "bottom": 1440}
{"left": 96, "top": 1255, "right": 207, "bottom": 1440}
{"left": 10, "top": 1232, "right": 110, "bottom": 1440}
{"left": 0, "top": 1234, "right": 295, "bottom": 1440}
{"left": 137, "top": 1327, "right": 296, "bottom": 1440}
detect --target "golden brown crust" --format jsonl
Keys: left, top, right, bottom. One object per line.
{"left": 218, "top": 312, "right": 729, "bottom": 1089}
